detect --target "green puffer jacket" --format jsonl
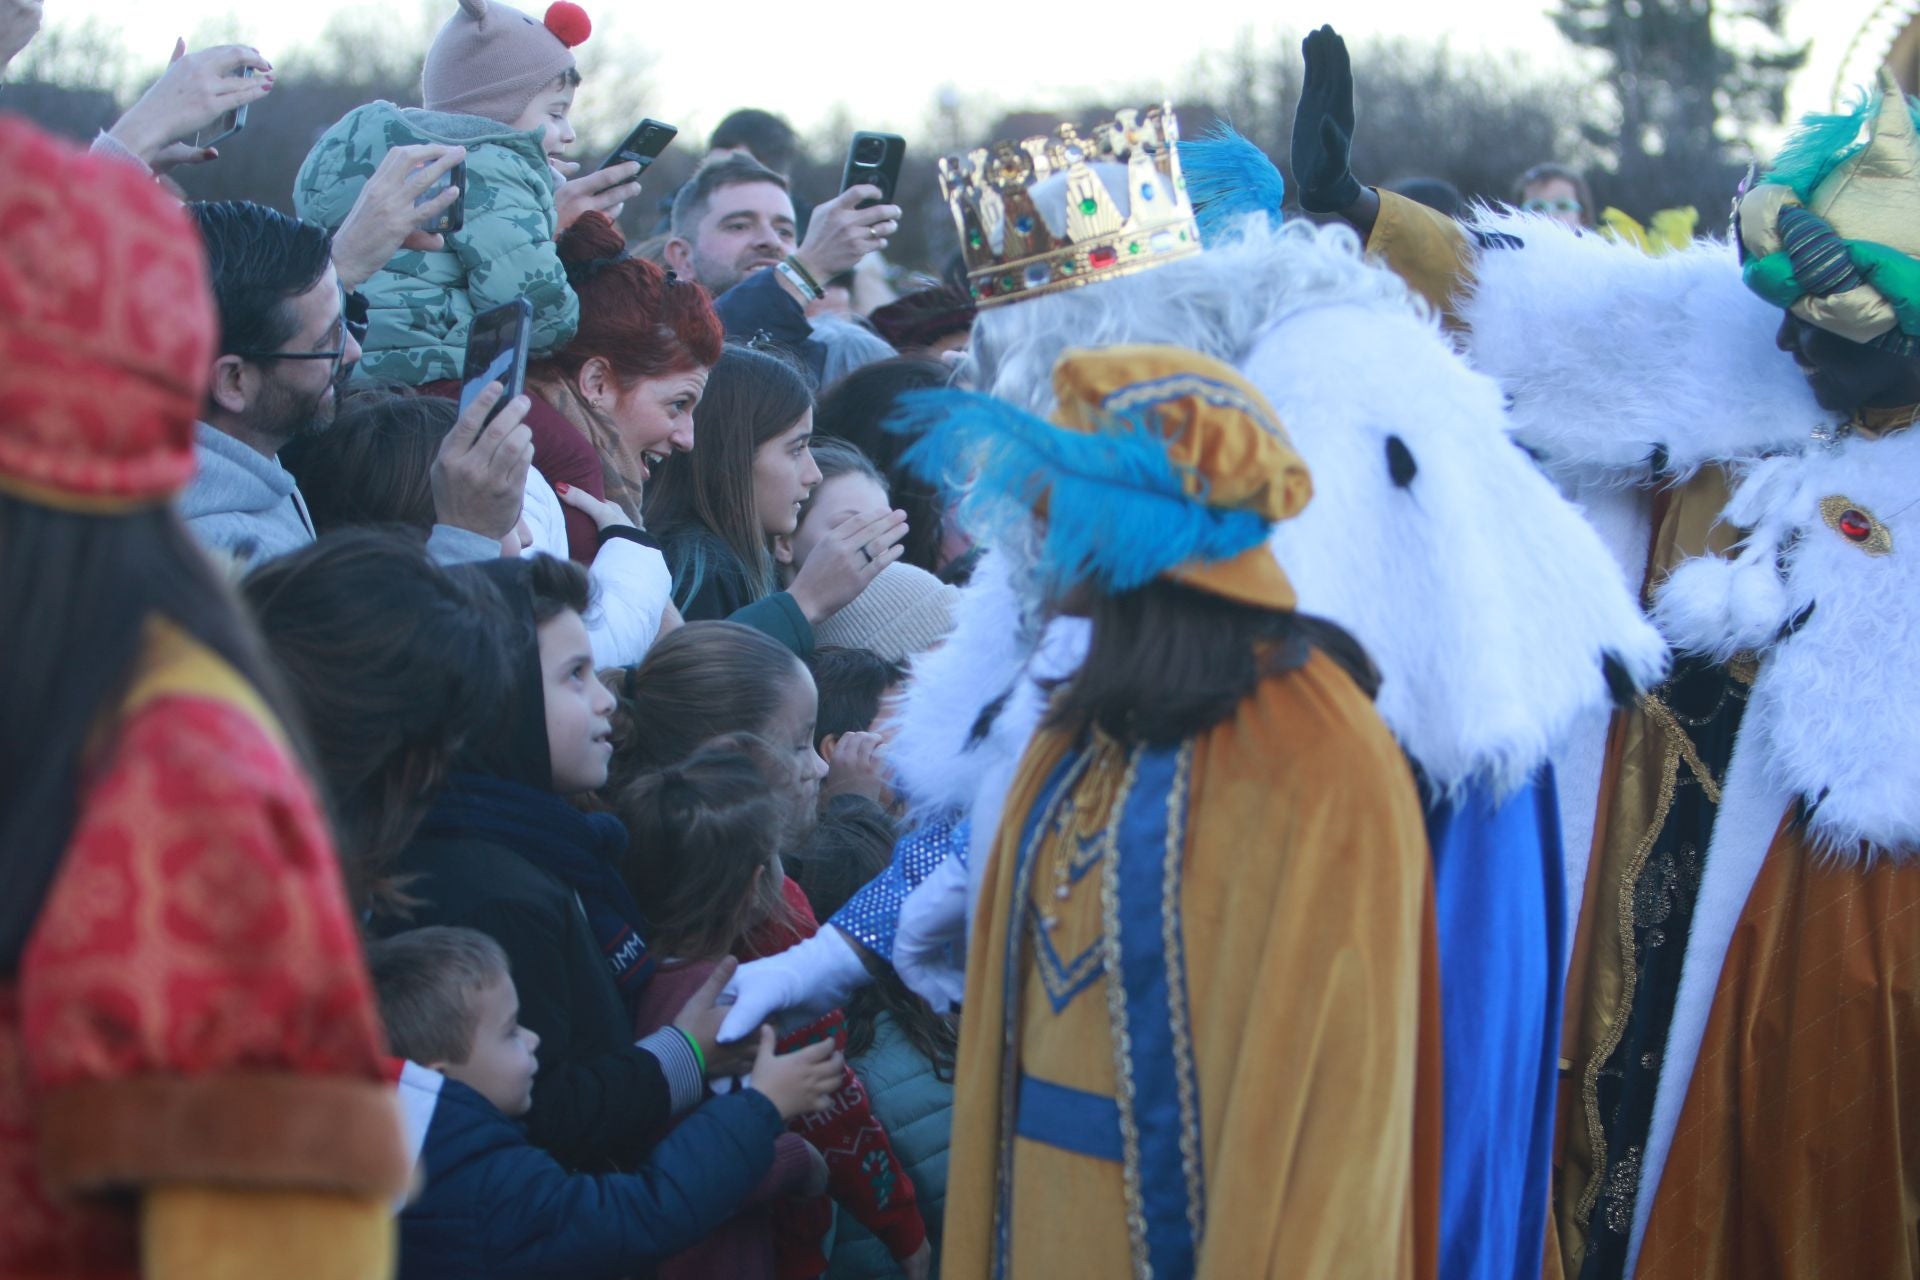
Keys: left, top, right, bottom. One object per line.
{"left": 294, "top": 100, "right": 578, "bottom": 386}
{"left": 831, "top": 1012, "right": 951, "bottom": 1279}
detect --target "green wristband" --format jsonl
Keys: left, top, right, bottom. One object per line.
{"left": 678, "top": 1026, "right": 707, "bottom": 1075}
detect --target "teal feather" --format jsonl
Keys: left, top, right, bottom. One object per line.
{"left": 887, "top": 388, "right": 1271, "bottom": 596}
{"left": 1178, "top": 126, "right": 1287, "bottom": 242}
{"left": 1765, "top": 89, "right": 1920, "bottom": 200}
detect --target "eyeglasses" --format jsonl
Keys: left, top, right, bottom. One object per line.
{"left": 231, "top": 292, "right": 368, "bottom": 377}
{"left": 1522, "top": 198, "right": 1584, "bottom": 215}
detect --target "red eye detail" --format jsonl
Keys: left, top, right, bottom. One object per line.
{"left": 1838, "top": 509, "right": 1872, "bottom": 542}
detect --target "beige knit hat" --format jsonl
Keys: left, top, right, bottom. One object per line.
{"left": 814, "top": 563, "right": 961, "bottom": 663}
{"left": 421, "top": 0, "right": 591, "bottom": 127}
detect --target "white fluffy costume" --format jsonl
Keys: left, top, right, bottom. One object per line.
{"left": 1357, "top": 75, "right": 1920, "bottom": 1280}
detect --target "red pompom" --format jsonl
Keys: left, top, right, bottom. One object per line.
{"left": 544, "top": 1, "right": 591, "bottom": 47}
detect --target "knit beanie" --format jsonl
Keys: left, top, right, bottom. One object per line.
{"left": 421, "top": 0, "right": 592, "bottom": 127}
{"left": 814, "top": 562, "right": 961, "bottom": 663}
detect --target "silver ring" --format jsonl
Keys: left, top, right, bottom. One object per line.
{"left": 860, "top": 545, "right": 874, "bottom": 564}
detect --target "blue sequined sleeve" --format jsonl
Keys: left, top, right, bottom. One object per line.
{"left": 829, "top": 813, "right": 969, "bottom": 960}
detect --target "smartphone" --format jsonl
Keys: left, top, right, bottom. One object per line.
{"left": 416, "top": 159, "right": 467, "bottom": 235}
{"left": 598, "top": 118, "right": 678, "bottom": 175}
{"left": 458, "top": 298, "right": 534, "bottom": 426}
{"left": 195, "top": 65, "right": 255, "bottom": 149}
{"left": 841, "top": 132, "right": 906, "bottom": 209}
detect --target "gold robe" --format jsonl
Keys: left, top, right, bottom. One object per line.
{"left": 943, "top": 651, "right": 1441, "bottom": 1279}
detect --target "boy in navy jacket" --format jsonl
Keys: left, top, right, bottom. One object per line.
{"left": 369, "top": 927, "right": 843, "bottom": 1279}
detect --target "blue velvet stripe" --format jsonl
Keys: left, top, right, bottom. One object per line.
{"left": 1014, "top": 1075, "right": 1125, "bottom": 1162}
{"left": 1111, "top": 743, "right": 1204, "bottom": 1278}
{"left": 1421, "top": 765, "right": 1566, "bottom": 1280}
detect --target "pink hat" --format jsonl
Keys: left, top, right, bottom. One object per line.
{"left": 421, "top": 0, "right": 592, "bottom": 127}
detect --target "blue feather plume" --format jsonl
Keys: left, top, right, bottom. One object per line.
{"left": 1178, "top": 126, "right": 1286, "bottom": 243}
{"left": 886, "top": 387, "right": 1271, "bottom": 596}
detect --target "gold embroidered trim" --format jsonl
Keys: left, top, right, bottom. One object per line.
{"left": 1640, "top": 695, "right": 1725, "bottom": 806}
{"left": 1099, "top": 746, "right": 1153, "bottom": 1279}
{"left": 1161, "top": 744, "right": 1205, "bottom": 1242}
{"left": 1573, "top": 694, "right": 1682, "bottom": 1231}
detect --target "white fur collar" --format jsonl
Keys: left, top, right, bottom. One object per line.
{"left": 1654, "top": 430, "right": 1920, "bottom": 859}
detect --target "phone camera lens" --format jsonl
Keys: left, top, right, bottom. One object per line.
{"left": 855, "top": 138, "right": 886, "bottom": 164}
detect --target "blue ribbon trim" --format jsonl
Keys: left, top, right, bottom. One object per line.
{"left": 1014, "top": 1075, "right": 1125, "bottom": 1162}
{"left": 1109, "top": 742, "right": 1205, "bottom": 1277}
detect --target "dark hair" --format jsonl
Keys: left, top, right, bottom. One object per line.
{"left": 608, "top": 620, "right": 804, "bottom": 777}
{"left": 1386, "top": 176, "right": 1465, "bottom": 219}
{"left": 286, "top": 387, "right": 454, "bottom": 536}
{"left": 0, "top": 495, "right": 309, "bottom": 971}
{"left": 709, "top": 108, "right": 798, "bottom": 173}
{"left": 783, "top": 796, "right": 959, "bottom": 1076}
{"left": 614, "top": 734, "right": 792, "bottom": 960}
{"left": 366, "top": 926, "right": 510, "bottom": 1065}
{"left": 534, "top": 212, "right": 725, "bottom": 386}
{"left": 1046, "top": 579, "right": 1380, "bottom": 745}
{"left": 244, "top": 529, "right": 517, "bottom": 911}
{"left": 867, "top": 285, "right": 977, "bottom": 355}
{"left": 644, "top": 344, "right": 813, "bottom": 603}
{"left": 812, "top": 357, "right": 952, "bottom": 573}
{"left": 808, "top": 646, "right": 905, "bottom": 749}
{"left": 1512, "top": 162, "right": 1596, "bottom": 227}
{"left": 526, "top": 552, "right": 590, "bottom": 625}
{"left": 188, "top": 200, "right": 335, "bottom": 358}
{"left": 670, "top": 153, "right": 790, "bottom": 239}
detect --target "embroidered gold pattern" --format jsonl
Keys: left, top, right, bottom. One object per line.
{"left": 1161, "top": 743, "right": 1205, "bottom": 1244}
{"left": 1099, "top": 746, "right": 1154, "bottom": 1279}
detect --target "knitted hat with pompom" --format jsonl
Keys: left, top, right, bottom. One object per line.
{"left": 421, "top": 0, "right": 591, "bottom": 128}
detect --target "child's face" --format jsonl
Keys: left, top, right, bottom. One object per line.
{"left": 442, "top": 972, "right": 541, "bottom": 1116}
{"left": 788, "top": 472, "right": 890, "bottom": 571}
{"left": 539, "top": 607, "right": 616, "bottom": 792}
{"left": 760, "top": 659, "right": 829, "bottom": 829}
{"left": 752, "top": 410, "right": 822, "bottom": 538}
{"left": 509, "top": 76, "right": 578, "bottom": 166}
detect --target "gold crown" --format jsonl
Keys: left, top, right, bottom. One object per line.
{"left": 940, "top": 103, "right": 1202, "bottom": 309}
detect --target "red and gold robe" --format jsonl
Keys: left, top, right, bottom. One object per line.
{"left": 0, "top": 617, "right": 407, "bottom": 1279}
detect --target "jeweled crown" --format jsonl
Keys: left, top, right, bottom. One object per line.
{"left": 940, "top": 103, "right": 1202, "bottom": 309}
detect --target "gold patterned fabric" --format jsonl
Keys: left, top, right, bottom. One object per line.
{"left": 943, "top": 653, "right": 1441, "bottom": 1279}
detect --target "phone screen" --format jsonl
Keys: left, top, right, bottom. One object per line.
{"left": 459, "top": 299, "right": 533, "bottom": 424}
{"left": 416, "top": 161, "right": 467, "bottom": 234}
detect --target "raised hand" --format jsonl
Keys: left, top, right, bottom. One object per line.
{"left": 105, "top": 40, "right": 273, "bottom": 170}
{"left": 822, "top": 730, "right": 893, "bottom": 807}
{"left": 555, "top": 160, "right": 644, "bottom": 231}
{"left": 430, "top": 382, "right": 534, "bottom": 540}
{"left": 748, "top": 1027, "right": 844, "bottom": 1121}
{"left": 1291, "top": 25, "right": 1362, "bottom": 215}
{"left": 331, "top": 144, "right": 467, "bottom": 290}
{"left": 794, "top": 185, "right": 903, "bottom": 282}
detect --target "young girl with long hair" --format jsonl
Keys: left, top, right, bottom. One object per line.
{"left": 642, "top": 345, "right": 909, "bottom": 654}
{"left": 612, "top": 622, "right": 933, "bottom": 1279}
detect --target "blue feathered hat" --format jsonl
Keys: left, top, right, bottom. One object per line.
{"left": 891, "top": 345, "right": 1311, "bottom": 610}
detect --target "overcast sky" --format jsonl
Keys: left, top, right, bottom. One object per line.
{"left": 55, "top": 0, "right": 1896, "bottom": 142}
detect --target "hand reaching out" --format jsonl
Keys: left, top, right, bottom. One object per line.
{"left": 105, "top": 40, "right": 273, "bottom": 171}
{"left": 556, "top": 481, "right": 633, "bottom": 532}
{"left": 822, "top": 730, "right": 893, "bottom": 807}
{"left": 793, "top": 185, "right": 903, "bottom": 282}
{"left": 749, "top": 1026, "right": 843, "bottom": 1121}
{"left": 555, "top": 160, "right": 644, "bottom": 231}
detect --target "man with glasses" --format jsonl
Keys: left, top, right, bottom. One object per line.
{"left": 182, "top": 200, "right": 530, "bottom": 565}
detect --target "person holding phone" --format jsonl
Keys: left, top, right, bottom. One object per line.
{"left": 664, "top": 153, "right": 902, "bottom": 386}
{"left": 294, "top": 0, "right": 623, "bottom": 390}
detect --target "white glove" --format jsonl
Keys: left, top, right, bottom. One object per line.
{"left": 719, "top": 926, "right": 869, "bottom": 1042}
{"left": 894, "top": 853, "right": 970, "bottom": 1012}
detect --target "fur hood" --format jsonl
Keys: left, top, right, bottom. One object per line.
{"left": 1653, "top": 429, "right": 1920, "bottom": 858}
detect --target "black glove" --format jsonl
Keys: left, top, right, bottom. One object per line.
{"left": 1291, "top": 25, "right": 1363, "bottom": 213}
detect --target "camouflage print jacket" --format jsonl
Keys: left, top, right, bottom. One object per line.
{"left": 294, "top": 101, "right": 579, "bottom": 387}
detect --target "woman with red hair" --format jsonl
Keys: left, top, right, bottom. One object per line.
{"left": 525, "top": 213, "right": 725, "bottom": 561}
